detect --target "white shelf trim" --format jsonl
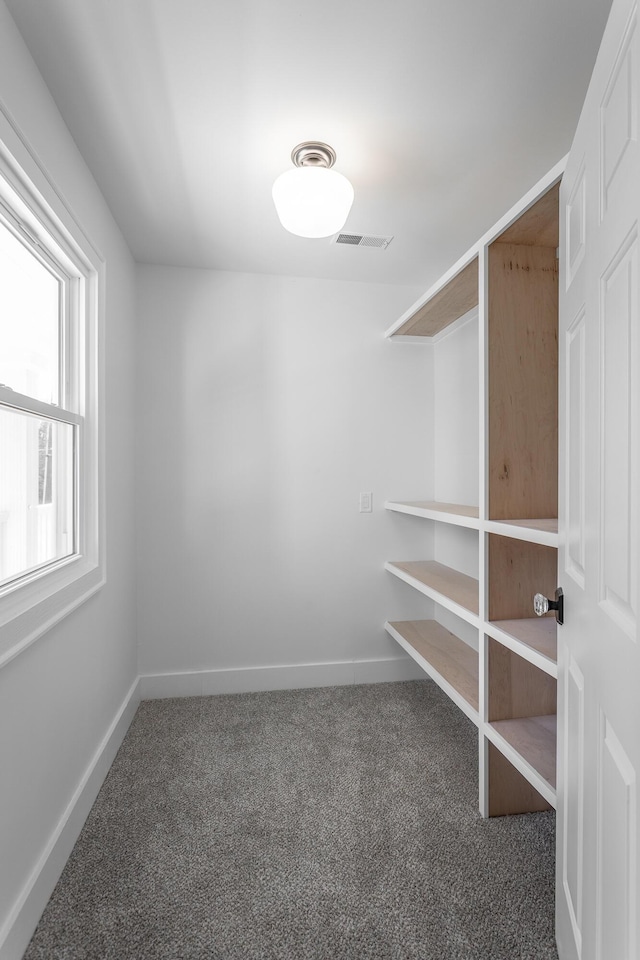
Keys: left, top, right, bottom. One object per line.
{"left": 385, "top": 500, "right": 480, "bottom": 529}
{"left": 484, "top": 519, "right": 560, "bottom": 548}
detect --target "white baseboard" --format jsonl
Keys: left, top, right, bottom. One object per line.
{"left": 0, "top": 678, "right": 141, "bottom": 960}
{"left": 139, "top": 656, "right": 425, "bottom": 699}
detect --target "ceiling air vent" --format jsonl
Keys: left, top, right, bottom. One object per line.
{"left": 334, "top": 233, "right": 393, "bottom": 249}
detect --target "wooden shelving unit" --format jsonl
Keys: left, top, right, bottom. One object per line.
{"left": 384, "top": 161, "right": 563, "bottom": 820}
{"left": 385, "top": 560, "right": 479, "bottom": 624}
{"left": 385, "top": 620, "right": 478, "bottom": 724}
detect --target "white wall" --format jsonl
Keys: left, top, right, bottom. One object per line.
{"left": 136, "top": 267, "right": 434, "bottom": 681}
{"left": 0, "top": 3, "right": 137, "bottom": 956}
{"left": 432, "top": 314, "right": 480, "bottom": 649}
{"left": 433, "top": 314, "right": 479, "bottom": 507}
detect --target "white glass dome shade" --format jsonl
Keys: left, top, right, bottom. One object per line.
{"left": 272, "top": 142, "right": 354, "bottom": 239}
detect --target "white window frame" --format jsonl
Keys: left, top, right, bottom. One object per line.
{"left": 0, "top": 110, "right": 104, "bottom": 668}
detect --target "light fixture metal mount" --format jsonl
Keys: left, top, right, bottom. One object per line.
{"left": 291, "top": 141, "right": 337, "bottom": 169}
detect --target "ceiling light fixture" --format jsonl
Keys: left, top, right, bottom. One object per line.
{"left": 272, "top": 142, "right": 354, "bottom": 239}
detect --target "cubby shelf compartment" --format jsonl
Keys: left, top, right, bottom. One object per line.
{"left": 386, "top": 500, "right": 480, "bottom": 529}
{"left": 385, "top": 560, "right": 479, "bottom": 626}
{"left": 485, "top": 618, "right": 557, "bottom": 678}
{"left": 386, "top": 620, "right": 479, "bottom": 725}
{"left": 485, "top": 519, "right": 559, "bottom": 548}
{"left": 485, "top": 715, "right": 557, "bottom": 808}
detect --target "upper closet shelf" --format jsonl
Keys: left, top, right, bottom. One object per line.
{"left": 385, "top": 161, "right": 564, "bottom": 343}
{"left": 385, "top": 256, "right": 478, "bottom": 339}
{"left": 386, "top": 500, "right": 480, "bottom": 529}
{"left": 385, "top": 559, "right": 479, "bottom": 626}
{"left": 484, "top": 518, "right": 559, "bottom": 548}
{"left": 492, "top": 182, "right": 560, "bottom": 247}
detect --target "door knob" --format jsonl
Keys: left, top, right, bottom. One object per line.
{"left": 533, "top": 587, "right": 564, "bottom": 624}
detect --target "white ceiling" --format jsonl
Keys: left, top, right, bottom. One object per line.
{"left": 7, "top": 0, "right": 612, "bottom": 289}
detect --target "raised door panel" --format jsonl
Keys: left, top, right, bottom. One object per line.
{"left": 566, "top": 164, "right": 587, "bottom": 289}
{"left": 565, "top": 306, "right": 587, "bottom": 589}
{"left": 562, "top": 656, "right": 586, "bottom": 956}
{"left": 596, "top": 716, "right": 637, "bottom": 960}
{"left": 599, "top": 232, "right": 639, "bottom": 640}
{"left": 600, "top": 10, "right": 638, "bottom": 219}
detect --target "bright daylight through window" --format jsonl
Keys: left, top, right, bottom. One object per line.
{"left": 0, "top": 215, "right": 76, "bottom": 588}
{"left": 0, "top": 132, "right": 102, "bottom": 664}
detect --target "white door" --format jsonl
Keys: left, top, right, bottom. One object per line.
{"left": 557, "top": 0, "right": 640, "bottom": 958}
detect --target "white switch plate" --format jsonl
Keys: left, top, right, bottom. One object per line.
{"left": 359, "top": 491, "right": 373, "bottom": 513}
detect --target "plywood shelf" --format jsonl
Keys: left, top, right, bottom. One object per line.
{"left": 486, "top": 618, "right": 557, "bottom": 677}
{"left": 386, "top": 500, "right": 480, "bottom": 529}
{"left": 390, "top": 257, "right": 478, "bottom": 338}
{"left": 485, "top": 518, "right": 559, "bottom": 548}
{"left": 493, "top": 183, "right": 560, "bottom": 248}
{"left": 486, "top": 715, "right": 557, "bottom": 806}
{"left": 386, "top": 619, "right": 479, "bottom": 724}
{"left": 385, "top": 560, "right": 479, "bottom": 625}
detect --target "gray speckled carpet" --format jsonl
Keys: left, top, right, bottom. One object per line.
{"left": 23, "top": 681, "right": 558, "bottom": 960}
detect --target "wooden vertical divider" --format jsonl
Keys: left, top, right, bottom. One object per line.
{"left": 484, "top": 183, "right": 560, "bottom": 816}
{"left": 488, "top": 242, "right": 558, "bottom": 520}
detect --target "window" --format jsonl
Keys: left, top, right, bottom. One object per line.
{"left": 0, "top": 119, "right": 103, "bottom": 666}
{"left": 0, "top": 212, "right": 77, "bottom": 589}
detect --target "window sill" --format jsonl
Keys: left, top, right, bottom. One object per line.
{"left": 0, "top": 555, "right": 105, "bottom": 668}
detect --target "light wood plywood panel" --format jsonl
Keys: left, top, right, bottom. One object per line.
{"left": 488, "top": 637, "right": 557, "bottom": 721}
{"left": 490, "top": 715, "right": 557, "bottom": 789}
{"left": 488, "top": 742, "right": 553, "bottom": 816}
{"left": 494, "top": 183, "right": 560, "bottom": 248}
{"left": 488, "top": 534, "right": 558, "bottom": 622}
{"left": 488, "top": 242, "right": 558, "bottom": 520}
{"left": 386, "top": 560, "right": 479, "bottom": 617}
{"left": 394, "top": 258, "right": 478, "bottom": 337}
{"left": 386, "top": 619, "right": 479, "bottom": 713}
